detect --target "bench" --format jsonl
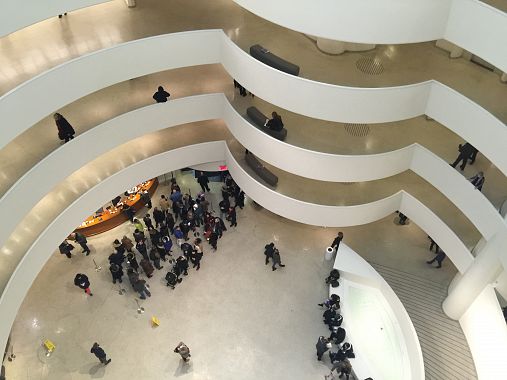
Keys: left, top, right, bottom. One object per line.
{"left": 246, "top": 107, "right": 287, "bottom": 141}
{"left": 250, "top": 44, "right": 300, "bottom": 76}
{"left": 245, "top": 152, "right": 278, "bottom": 187}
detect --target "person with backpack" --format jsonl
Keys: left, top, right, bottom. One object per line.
{"left": 74, "top": 273, "right": 92, "bottom": 296}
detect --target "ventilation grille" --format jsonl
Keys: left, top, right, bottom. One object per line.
{"left": 344, "top": 123, "right": 370, "bottom": 137}
{"left": 356, "top": 57, "right": 384, "bottom": 75}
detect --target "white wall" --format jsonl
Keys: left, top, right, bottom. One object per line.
{"left": 460, "top": 285, "right": 507, "bottom": 379}
{"left": 2, "top": 94, "right": 496, "bottom": 270}
{"left": 0, "top": 0, "right": 112, "bottom": 37}
{"left": 234, "top": 0, "right": 450, "bottom": 44}
{"left": 234, "top": 0, "right": 507, "bottom": 73}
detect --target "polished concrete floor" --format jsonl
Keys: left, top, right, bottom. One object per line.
{"left": 5, "top": 171, "right": 459, "bottom": 379}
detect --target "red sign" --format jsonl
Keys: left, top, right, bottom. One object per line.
{"left": 219, "top": 165, "right": 228, "bottom": 171}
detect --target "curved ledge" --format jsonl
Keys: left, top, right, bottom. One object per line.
{"left": 0, "top": 140, "right": 475, "bottom": 356}
{"left": 332, "top": 244, "right": 424, "bottom": 379}
{"left": 1, "top": 30, "right": 506, "bottom": 181}
{"left": 0, "top": 93, "right": 503, "bottom": 260}
{"left": 0, "top": 0, "right": 112, "bottom": 37}
{"left": 234, "top": 0, "right": 507, "bottom": 73}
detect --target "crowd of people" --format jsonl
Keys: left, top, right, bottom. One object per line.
{"left": 65, "top": 172, "right": 247, "bottom": 365}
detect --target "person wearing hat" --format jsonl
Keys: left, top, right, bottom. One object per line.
{"left": 90, "top": 343, "right": 111, "bottom": 365}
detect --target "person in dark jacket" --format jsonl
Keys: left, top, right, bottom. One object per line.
{"left": 74, "top": 273, "right": 93, "bottom": 296}
{"left": 126, "top": 252, "right": 139, "bottom": 272}
{"left": 427, "top": 249, "right": 447, "bottom": 268}
{"left": 264, "top": 242, "right": 275, "bottom": 265}
{"left": 174, "top": 342, "right": 191, "bottom": 362}
{"left": 136, "top": 240, "right": 149, "bottom": 261}
{"left": 123, "top": 203, "right": 135, "bottom": 222}
{"left": 213, "top": 217, "right": 227, "bottom": 238}
{"left": 450, "top": 142, "right": 478, "bottom": 171}
{"left": 90, "top": 343, "right": 111, "bottom": 365}
{"left": 133, "top": 278, "right": 151, "bottom": 299}
{"left": 54, "top": 113, "right": 75, "bottom": 142}
{"left": 318, "top": 294, "right": 340, "bottom": 309}
{"left": 143, "top": 214, "right": 154, "bottom": 230}
{"left": 165, "top": 270, "right": 182, "bottom": 288}
{"left": 152, "top": 207, "right": 165, "bottom": 228}
{"left": 73, "top": 232, "right": 90, "bottom": 255}
{"left": 176, "top": 255, "right": 189, "bottom": 276}
{"left": 59, "top": 240, "right": 74, "bottom": 259}
{"left": 152, "top": 86, "right": 170, "bottom": 103}
{"left": 235, "top": 190, "right": 245, "bottom": 209}
{"left": 133, "top": 228, "right": 145, "bottom": 244}
{"left": 330, "top": 232, "right": 344, "bottom": 251}
{"left": 197, "top": 172, "right": 210, "bottom": 192}
{"left": 112, "top": 239, "right": 125, "bottom": 255}
{"left": 428, "top": 236, "right": 439, "bottom": 252}
{"left": 219, "top": 198, "right": 230, "bottom": 220}
{"left": 316, "top": 336, "right": 331, "bottom": 361}
{"left": 227, "top": 206, "right": 237, "bottom": 227}
{"left": 140, "top": 191, "right": 152, "bottom": 209}
{"left": 271, "top": 248, "right": 285, "bottom": 271}
{"left": 208, "top": 231, "right": 218, "bottom": 251}
{"left": 469, "top": 171, "right": 485, "bottom": 191}
{"left": 190, "top": 238, "right": 203, "bottom": 270}
{"left": 325, "top": 269, "right": 340, "bottom": 288}
{"left": 149, "top": 248, "right": 164, "bottom": 270}
{"left": 329, "top": 326, "right": 346, "bottom": 345}
{"left": 109, "top": 263, "right": 123, "bottom": 284}
{"left": 265, "top": 111, "right": 284, "bottom": 131}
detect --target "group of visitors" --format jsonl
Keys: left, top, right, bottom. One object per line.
{"left": 316, "top": 284, "right": 355, "bottom": 379}
{"left": 450, "top": 142, "right": 485, "bottom": 191}
{"left": 263, "top": 242, "right": 286, "bottom": 271}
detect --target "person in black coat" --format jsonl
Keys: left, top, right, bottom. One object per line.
{"left": 197, "top": 172, "right": 210, "bottom": 192}
{"left": 219, "top": 198, "right": 230, "bottom": 219}
{"left": 227, "top": 206, "right": 237, "bottom": 227}
{"left": 109, "top": 263, "right": 123, "bottom": 284}
{"left": 143, "top": 214, "right": 154, "bottom": 230}
{"left": 316, "top": 336, "right": 331, "bottom": 361}
{"left": 140, "top": 191, "right": 152, "bottom": 209}
{"left": 152, "top": 207, "right": 165, "bottom": 228}
{"left": 271, "top": 248, "right": 285, "bottom": 271}
{"left": 126, "top": 252, "right": 139, "bottom": 272}
{"left": 176, "top": 255, "right": 189, "bottom": 276}
{"left": 91, "top": 343, "right": 111, "bottom": 365}
{"left": 73, "top": 232, "right": 90, "bottom": 255}
{"left": 450, "top": 142, "right": 478, "bottom": 171}
{"left": 264, "top": 243, "right": 275, "bottom": 265}
{"left": 123, "top": 204, "right": 135, "bottom": 222}
{"left": 235, "top": 190, "right": 245, "bottom": 209}
{"left": 74, "top": 273, "right": 93, "bottom": 296}
{"left": 59, "top": 240, "right": 74, "bottom": 259}
{"left": 54, "top": 113, "right": 75, "bottom": 142}
{"left": 153, "top": 86, "right": 170, "bottom": 103}
{"left": 135, "top": 240, "right": 149, "bottom": 261}
{"left": 329, "top": 326, "right": 346, "bottom": 345}
{"left": 330, "top": 232, "right": 344, "bottom": 251}
{"left": 265, "top": 112, "right": 284, "bottom": 131}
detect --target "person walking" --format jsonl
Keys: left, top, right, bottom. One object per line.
{"left": 316, "top": 336, "right": 331, "bottom": 361}
{"left": 90, "top": 343, "right": 111, "bottom": 365}
{"left": 73, "top": 232, "right": 90, "bottom": 255}
{"left": 73, "top": 273, "right": 93, "bottom": 296}
{"left": 176, "top": 255, "right": 189, "bottom": 276}
{"left": 271, "top": 248, "right": 285, "bottom": 271}
{"left": 197, "top": 172, "right": 210, "bottom": 192}
{"left": 174, "top": 342, "right": 191, "bottom": 362}
{"left": 264, "top": 242, "right": 275, "bottom": 265}
{"left": 450, "top": 142, "right": 478, "bottom": 171}
{"left": 109, "top": 263, "right": 124, "bottom": 284}
{"left": 469, "top": 171, "right": 485, "bottom": 191}
{"left": 330, "top": 232, "right": 344, "bottom": 252}
{"left": 53, "top": 113, "right": 75, "bottom": 143}
{"left": 152, "top": 86, "right": 170, "bottom": 103}
{"left": 133, "top": 278, "right": 151, "bottom": 299}
{"left": 227, "top": 206, "right": 237, "bottom": 227}
{"left": 427, "top": 249, "right": 447, "bottom": 268}
{"left": 59, "top": 239, "right": 74, "bottom": 259}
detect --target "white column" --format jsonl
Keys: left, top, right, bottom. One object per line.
{"left": 443, "top": 232, "right": 505, "bottom": 320}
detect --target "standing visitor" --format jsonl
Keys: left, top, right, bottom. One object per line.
{"left": 174, "top": 342, "right": 191, "bottom": 362}
{"left": 54, "top": 113, "right": 75, "bottom": 142}
{"left": 271, "top": 248, "right": 285, "bottom": 271}
{"left": 73, "top": 232, "right": 90, "bottom": 255}
{"left": 152, "top": 86, "right": 170, "bottom": 103}
{"left": 109, "top": 263, "right": 124, "bottom": 284}
{"left": 330, "top": 232, "right": 344, "bottom": 251}
{"left": 59, "top": 240, "right": 74, "bottom": 259}
{"left": 196, "top": 172, "right": 211, "bottom": 192}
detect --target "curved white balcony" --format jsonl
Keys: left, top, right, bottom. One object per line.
{"left": 1, "top": 31, "right": 505, "bottom": 180}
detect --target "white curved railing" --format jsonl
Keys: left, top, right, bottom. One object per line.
{"left": 1, "top": 31, "right": 505, "bottom": 177}
{"left": 234, "top": 0, "right": 507, "bottom": 73}
{"left": 332, "top": 244, "right": 424, "bottom": 380}
{"left": 0, "top": 94, "right": 503, "bottom": 257}
{"left": 0, "top": 140, "right": 476, "bottom": 356}
{"left": 0, "top": 0, "right": 112, "bottom": 37}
